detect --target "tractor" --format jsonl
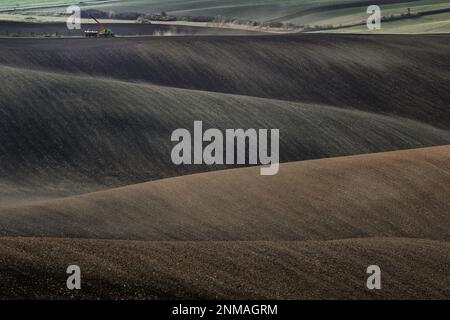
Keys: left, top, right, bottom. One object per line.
{"left": 84, "top": 15, "right": 115, "bottom": 38}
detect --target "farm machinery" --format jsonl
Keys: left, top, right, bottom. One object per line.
{"left": 84, "top": 15, "right": 114, "bottom": 38}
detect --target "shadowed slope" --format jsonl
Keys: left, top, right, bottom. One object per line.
{"left": 1, "top": 65, "right": 449, "bottom": 203}
{"left": 0, "top": 237, "right": 448, "bottom": 299}
{"left": 1, "top": 146, "right": 449, "bottom": 241}
{"left": 0, "top": 34, "right": 449, "bottom": 128}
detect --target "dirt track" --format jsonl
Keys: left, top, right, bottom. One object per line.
{"left": 0, "top": 21, "right": 260, "bottom": 37}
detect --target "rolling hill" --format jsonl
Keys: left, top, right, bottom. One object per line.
{"left": 1, "top": 63, "right": 449, "bottom": 204}
{"left": 1, "top": 146, "right": 449, "bottom": 240}
{"left": 1, "top": 35, "right": 449, "bottom": 129}
{"left": 1, "top": 146, "right": 449, "bottom": 299}
{"left": 0, "top": 33, "right": 448, "bottom": 300}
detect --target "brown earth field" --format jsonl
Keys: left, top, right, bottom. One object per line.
{"left": 0, "top": 146, "right": 449, "bottom": 299}
{"left": 0, "top": 33, "right": 449, "bottom": 299}
{"left": 0, "top": 237, "right": 448, "bottom": 299}
{"left": 1, "top": 146, "right": 449, "bottom": 241}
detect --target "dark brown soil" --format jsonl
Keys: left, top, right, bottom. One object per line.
{"left": 0, "top": 237, "right": 448, "bottom": 299}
